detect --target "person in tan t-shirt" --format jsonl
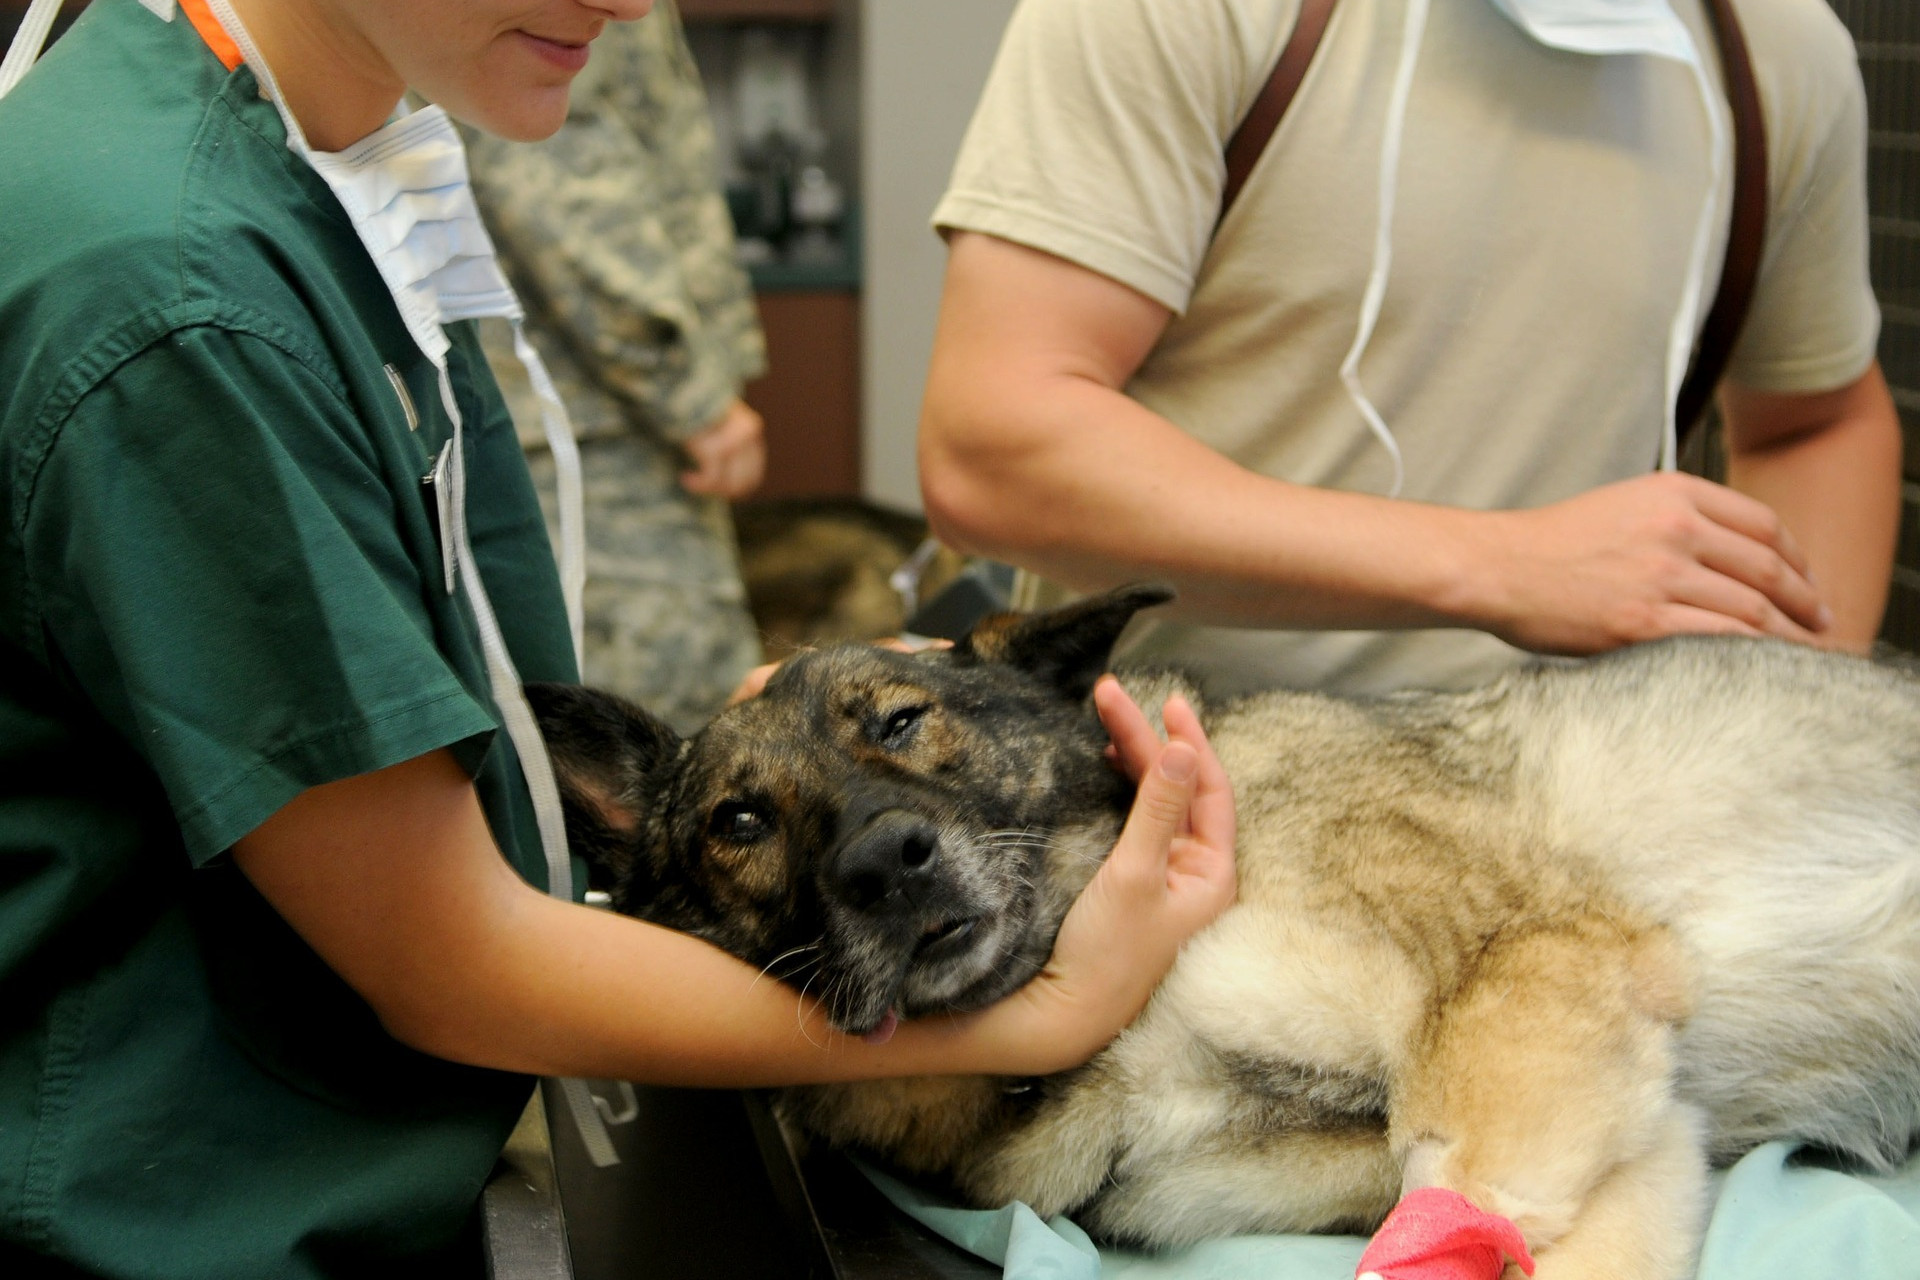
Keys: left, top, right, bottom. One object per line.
{"left": 923, "top": 0, "right": 1901, "bottom": 697}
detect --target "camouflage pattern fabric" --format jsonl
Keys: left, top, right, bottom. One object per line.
{"left": 464, "top": 1, "right": 767, "bottom": 730}
{"left": 523, "top": 440, "right": 764, "bottom": 736}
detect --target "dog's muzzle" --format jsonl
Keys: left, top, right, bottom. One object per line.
{"left": 829, "top": 808, "right": 943, "bottom": 912}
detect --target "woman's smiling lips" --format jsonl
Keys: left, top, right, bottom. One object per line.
{"left": 517, "top": 30, "right": 593, "bottom": 73}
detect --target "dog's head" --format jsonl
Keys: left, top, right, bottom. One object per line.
{"left": 527, "top": 583, "right": 1174, "bottom": 1039}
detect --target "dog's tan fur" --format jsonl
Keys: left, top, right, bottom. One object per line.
{"left": 530, "top": 586, "right": 1920, "bottom": 1279}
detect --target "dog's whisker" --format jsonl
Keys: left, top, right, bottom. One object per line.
{"left": 753, "top": 939, "right": 826, "bottom": 992}
{"left": 976, "top": 827, "right": 1060, "bottom": 850}
{"left": 794, "top": 967, "right": 830, "bottom": 1050}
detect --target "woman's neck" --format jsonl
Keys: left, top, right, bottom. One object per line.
{"left": 220, "top": 0, "right": 405, "bottom": 151}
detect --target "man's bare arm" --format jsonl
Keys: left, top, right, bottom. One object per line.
{"left": 1719, "top": 361, "right": 1902, "bottom": 651}
{"left": 919, "top": 230, "right": 1831, "bottom": 653}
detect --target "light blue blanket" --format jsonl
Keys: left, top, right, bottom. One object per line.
{"left": 863, "top": 1142, "right": 1920, "bottom": 1279}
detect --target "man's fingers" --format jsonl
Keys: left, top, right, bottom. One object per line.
{"left": 1690, "top": 521, "right": 1830, "bottom": 636}
{"left": 1686, "top": 475, "right": 1812, "bottom": 578}
{"left": 875, "top": 636, "right": 953, "bottom": 654}
{"left": 678, "top": 400, "right": 768, "bottom": 500}
{"left": 1668, "top": 572, "right": 1823, "bottom": 644}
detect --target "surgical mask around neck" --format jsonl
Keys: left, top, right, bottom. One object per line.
{"left": 1341, "top": 0, "right": 1729, "bottom": 493}
{"left": 1486, "top": 0, "right": 1701, "bottom": 62}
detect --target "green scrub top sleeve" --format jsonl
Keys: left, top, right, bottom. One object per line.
{"left": 19, "top": 323, "right": 501, "bottom": 863}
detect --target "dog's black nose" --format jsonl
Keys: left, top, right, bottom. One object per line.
{"left": 830, "top": 809, "right": 940, "bottom": 912}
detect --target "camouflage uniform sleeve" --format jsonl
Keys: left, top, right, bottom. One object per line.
{"left": 466, "top": 1, "right": 766, "bottom": 443}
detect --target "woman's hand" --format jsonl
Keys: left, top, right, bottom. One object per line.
{"left": 958, "top": 676, "right": 1236, "bottom": 1076}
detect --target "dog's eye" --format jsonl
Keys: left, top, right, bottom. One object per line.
{"left": 877, "top": 705, "right": 927, "bottom": 746}
{"left": 707, "top": 801, "right": 772, "bottom": 844}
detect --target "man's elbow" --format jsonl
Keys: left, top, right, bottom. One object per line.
{"left": 919, "top": 438, "right": 1030, "bottom": 561}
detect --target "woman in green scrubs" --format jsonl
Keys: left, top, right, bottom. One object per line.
{"left": 0, "top": 1, "right": 1236, "bottom": 1275}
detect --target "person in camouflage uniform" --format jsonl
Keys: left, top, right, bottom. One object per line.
{"left": 465, "top": 0, "right": 768, "bottom": 734}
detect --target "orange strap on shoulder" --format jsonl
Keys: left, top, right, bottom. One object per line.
{"left": 176, "top": 0, "right": 242, "bottom": 72}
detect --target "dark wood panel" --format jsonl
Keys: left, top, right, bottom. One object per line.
{"left": 744, "top": 290, "right": 863, "bottom": 500}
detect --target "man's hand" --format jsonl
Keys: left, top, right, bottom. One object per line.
{"left": 680, "top": 397, "right": 765, "bottom": 499}
{"left": 1463, "top": 471, "right": 1833, "bottom": 655}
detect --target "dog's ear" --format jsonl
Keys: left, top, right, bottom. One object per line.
{"left": 525, "top": 682, "right": 681, "bottom": 892}
{"left": 952, "top": 582, "right": 1176, "bottom": 699}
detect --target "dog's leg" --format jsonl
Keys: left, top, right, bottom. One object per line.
{"left": 1509, "top": 1104, "right": 1708, "bottom": 1280}
{"left": 1388, "top": 915, "right": 1703, "bottom": 1280}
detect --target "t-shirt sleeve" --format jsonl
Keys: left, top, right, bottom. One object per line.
{"left": 932, "top": 0, "right": 1296, "bottom": 314}
{"left": 21, "top": 325, "right": 500, "bottom": 864}
{"left": 1724, "top": 7, "right": 1881, "bottom": 395}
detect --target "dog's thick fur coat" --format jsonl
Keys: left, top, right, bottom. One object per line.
{"left": 529, "top": 586, "right": 1920, "bottom": 1279}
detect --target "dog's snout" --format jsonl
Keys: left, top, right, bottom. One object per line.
{"left": 830, "top": 809, "right": 941, "bottom": 911}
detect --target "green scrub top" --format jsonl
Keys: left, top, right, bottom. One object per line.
{"left": 0, "top": 1, "right": 581, "bottom": 1275}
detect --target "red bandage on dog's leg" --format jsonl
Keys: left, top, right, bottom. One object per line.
{"left": 1355, "top": 1187, "right": 1536, "bottom": 1280}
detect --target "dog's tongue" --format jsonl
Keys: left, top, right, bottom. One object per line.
{"left": 861, "top": 1010, "right": 901, "bottom": 1045}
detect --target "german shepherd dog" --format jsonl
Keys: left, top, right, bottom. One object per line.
{"left": 527, "top": 585, "right": 1920, "bottom": 1279}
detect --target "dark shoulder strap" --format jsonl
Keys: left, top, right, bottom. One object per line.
{"left": 1675, "top": 0, "right": 1769, "bottom": 438}
{"left": 1219, "top": 0, "right": 1339, "bottom": 226}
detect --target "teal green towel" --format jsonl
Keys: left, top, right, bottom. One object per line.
{"left": 863, "top": 1142, "right": 1920, "bottom": 1279}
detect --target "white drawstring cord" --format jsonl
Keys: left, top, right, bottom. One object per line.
{"left": 439, "top": 365, "right": 622, "bottom": 1168}
{"left": 1338, "top": 0, "right": 1430, "bottom": 499}
{"left": 512, "top": 323, "right": 587, "bottom": 661}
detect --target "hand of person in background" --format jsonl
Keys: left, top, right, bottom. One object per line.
{"left": 725, "top": 637, "right": 952, "bottom": 707}
{"left": 1461, "top": 470, "right": 1834, "bottom": 655}
{"left": 680, "top": 396, "right": 766, "bottom": 499}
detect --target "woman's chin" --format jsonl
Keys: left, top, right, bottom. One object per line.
{"left": 441, "top": 82, "right": 574, "bottom": 144}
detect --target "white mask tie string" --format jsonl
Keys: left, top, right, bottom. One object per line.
{"left": 1486, "top": 0, "right": 1729, "bottom": 471}
{"left": 1337, "top": 0, "right": 1429, "bottom": 499}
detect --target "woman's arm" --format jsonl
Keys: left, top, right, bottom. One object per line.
{"left": 230, "top": 679, "right": 1234, "bottom": 1087}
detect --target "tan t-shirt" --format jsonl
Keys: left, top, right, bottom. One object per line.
{"left": 933, "top": 0, "right": 1878, "bottom": 696}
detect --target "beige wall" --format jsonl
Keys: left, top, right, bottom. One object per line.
{"left": 859, "top": 0, "right": 1018, "bottom": 510}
